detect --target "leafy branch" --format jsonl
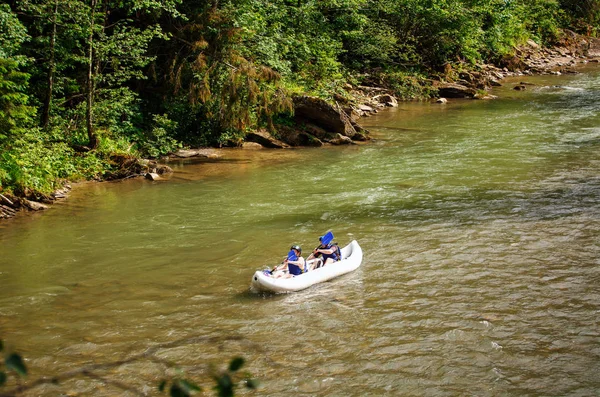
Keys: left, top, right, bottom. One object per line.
{"left": 0, "top": 335, "right": 259, "bottom": 397}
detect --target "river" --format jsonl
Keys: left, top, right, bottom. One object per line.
{"left": 1, "top": 66, "right": 599, "bottom": 396}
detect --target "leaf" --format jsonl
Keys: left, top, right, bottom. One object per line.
{"left": 6, "top": 353, "right": 27, "bottom": 376}
{"left": 215, "top": 373, "right": 233, "bottom": 397}
{"left": 178, "top": 379, "right": 201, "bottom": 393}
{"left": 245, "top": 378, "right": 259, "bottom": 389}
{"left": 228, "top": 357, "right": 245, "bottom": 372}
{"left": 169, "top": 383, "right": 189, "bottom": 397}
{"left": 159, "top": 380, "right": 167, "bottom": 392}
{"left": 0, "top": 371, "right": 7, "bottom": 386}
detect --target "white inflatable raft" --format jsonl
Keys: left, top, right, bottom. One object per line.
{"left": 251, "top": 240, "right": 363, "bottom": 293}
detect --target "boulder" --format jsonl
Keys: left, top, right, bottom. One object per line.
{"left": 241, "top": 142, "right": 264, "bottom": 149}
{"left": 276, "top": 125, "right": 324, "bottom": 147}
{"left": 293, "top": 95, "right": 361, "bottom": 139}
{"left": 245, "top": 129, "right": 290, "bottom": 149}
{"left": 358, "top": 104, "right": 375, "bottom": 113}
{"left": 22, "top": 199, "right": 48, "bottom": 211}
{"left": 588, "top": 37, "right": 600, "bottom": 58}
{"left": 172, "top": 149, "right": 220, "bottom": 159}
{"left": 329, "top": 133, "right": 354, "bottom": 145}
{"left": 156, "top": 165, "right": 173, "bottom": 175}
{"left": 436, "top": 83, "right": 476, "bottom": 98}
{"left": 436, "top": 98, "right": 448, "bottom": 104}
{"left": 526, "top": 39, "right": 540, "bottom": 50}
{"left": 372, "top": 94, "right": 398, "bottom": 107}
{"left": 145, "top": 173, "right": 161, "bottom": 181}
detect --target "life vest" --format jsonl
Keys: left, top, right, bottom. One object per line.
{"left": 288, "top": 262, "right": 303, "bottom": 276}
{"left": 321, "top": 242, "right": 339, "bottom": 262}
{"left": 287, "top": 250, "right": 303, "bottom": 276}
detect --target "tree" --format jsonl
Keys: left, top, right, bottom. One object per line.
{"left": 0, "top": 4, "right": 34, "bottom": 144}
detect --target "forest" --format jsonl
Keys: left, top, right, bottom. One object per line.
{"left": 0, "top": 0, "right": 598, "bottom": 196}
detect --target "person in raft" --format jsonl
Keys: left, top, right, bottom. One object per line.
{"left": 306, "top": 231, "right": 339, "bottom": 268}
{"left": 272, "top": 245, "right": 306, "bottom": 278}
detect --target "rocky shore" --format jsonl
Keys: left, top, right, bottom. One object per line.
{"left": 2, "top": 32, "right": 599, "bottom": 221}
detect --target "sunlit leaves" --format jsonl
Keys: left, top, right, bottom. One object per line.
{"left": 5, "top": 354, "right": 27, "bottom": 377}
{"left": 158, "top": 356, "right": 256, "bottom": 397}
{"left": 159, "top": 378, "right": 202, "bottom": 397}
{"left": 228, "top": 357, "right": 244, "bottom": 372}
{"left": 0, "top": 340, "right": 28, "bottom": 390}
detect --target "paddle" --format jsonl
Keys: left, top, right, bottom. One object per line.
{"left": 307, "top": 231, "right": 334, "bottom": 269}
{"left": 266, "top": 250, "right": 296, "bottom": 275}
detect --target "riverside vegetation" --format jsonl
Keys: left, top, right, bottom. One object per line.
{"left": 0, "top": 0, "right": 599, "bottom": 213}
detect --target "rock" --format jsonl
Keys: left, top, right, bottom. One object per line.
{"left": 1, "top": 204, "right": 16, "bottom": 215}
{"left": 329, "top": 133, "right": 354, "bottom": 145}
{"left": 358, "top": 104, "right": 375, "bottom": 113}
{"left": 474, "top": 93, "right": 498, "bottom": 100}
{"left": 436, "top": 83, "right": 476, "bottom": 98}
{"left": 342, "top": 106, "right": 362, "bottom": 122}
{"left": 293, "top": 95, "right": 362, "bottom": 139}
{"left": 172, "top": 149, "right": 220, "bottom": 159}
{"left": 588, "top": 37, "right": 600, "bottom": 57}
{"left": 245, "top": 129, "right": 290, "bottom": 149}
{"left": 351, "top": 122, "right": 369, "bottom": 136}
{"left": 156, "top": 165, "right": 173, "bottom": 175}
{"left": 241, "top": 142, "right": 264, "bottom": 149}
{"left": 302, "top": 123, "right": 330, "bottom": 141}
{"left": 145, "top": 173, "right": 161, "bottom": 181}
{"left": 514, "top": 85, "right": 527, "bottom": 90}
{"left": 526, "top": 39, "right": 540, "bottom": 49}
{"left": 436, "top": 98, "right": 448, "bottom": 104}
{"left": 22, "top": 199, "right": 48, "bottom": 211}
{"left": 172, "top": 149, "right": 198, "bottom": 158}
{"left": 0, "top": 193, "right": 14, "bottom": 206}
{"left": 275, "top": 125, "right": 324, "bottom": 147}
{"left": 372, "top": 94, "right": 398, "bottom": 107}
{"left": 52, "top": 187, "right": 71, "bottom": 199}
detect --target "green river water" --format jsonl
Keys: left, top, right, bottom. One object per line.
{"left": 1, "top": 67, "right": 599, "bottom": 396}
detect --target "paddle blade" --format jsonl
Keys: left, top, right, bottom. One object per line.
{"left": 287, "top": 250, "right": 298, "bottom": 261}
{"left": 320, "top": 231, "right": 334, "bottom": 246}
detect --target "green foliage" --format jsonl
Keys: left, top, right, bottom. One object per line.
{"left": 137, "top": 114, "right": 181, "bottom": 158}
{"left": 211, "top": 356, "right": 257, "bottom": 397}
{"left": 0, "top": 131, "right": 107, "bottom": 194}
{"left": 378, "top": 70, "right": 437, "bottom": 100}
{"left": 0, "top": 58, "right": 35, "bottom": 142}
{"left": 0, "top": 4, "right": 28, "bottom": 58}
{"left": 0, "top": 339, "right": 28, "bottom": 389}
{"left": 0, "top": 5, "right": 35, "bottom": 143}
{"left": 0, "top": 0, "right": 593, "bottom": 197}
{"left": 159, "top": 378, "right": 202, "bottom": 397}
{"left": 560, "top": 0, "right": 600, "bottom": 35}
{"left": 517, "top": 0, "right": 563, "bottom": 44}
{"left": 159, "top": 356, "right": 260, "bottom": 397}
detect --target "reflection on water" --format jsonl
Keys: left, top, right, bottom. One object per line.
{"left": 1, "top": 68, "right": 599, "bottom": 396}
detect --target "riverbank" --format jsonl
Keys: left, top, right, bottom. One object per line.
{"left": 1, "top": 33, "right": 599, "bottom": 222}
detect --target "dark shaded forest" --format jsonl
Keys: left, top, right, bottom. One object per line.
{"left": 0, "top": 0, "right": 598, "bottom": 195}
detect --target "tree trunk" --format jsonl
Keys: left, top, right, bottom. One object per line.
{"left": 86, "top": 0, "right": 98, "bottom": 149}
{"left": 41, "top": 0, "right": 59, "bottom": 129}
